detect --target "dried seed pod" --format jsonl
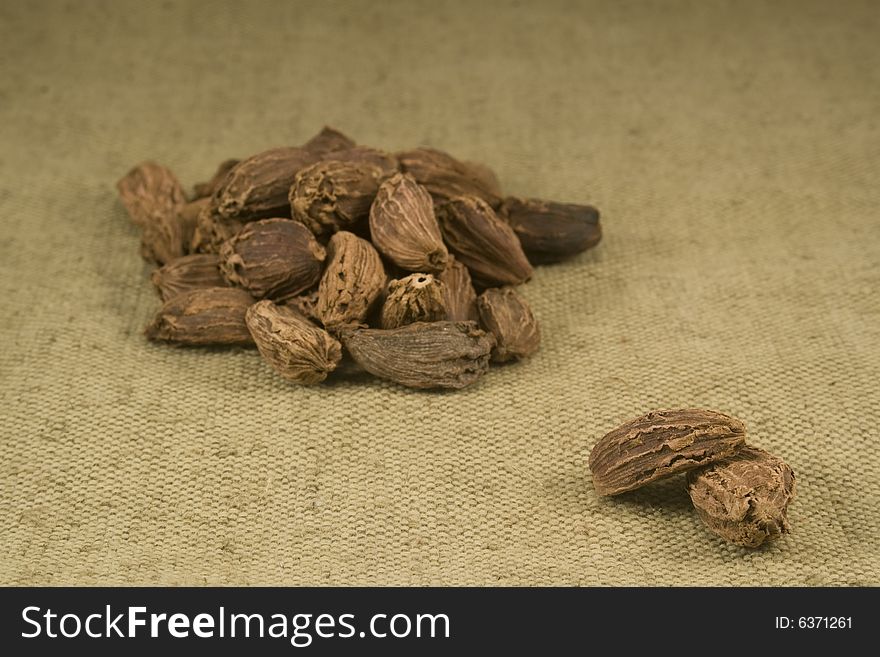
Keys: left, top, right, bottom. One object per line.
{"left": 116, "top": 161, "right": 188, "bottom": 264}
{"left": 150, "top": 254, "right": 228, "bottom": 302}
{"left": 437, "top": 196, "right": 533, "bottom": 288}
{"left": 283, "top": 289, "right": 320, "bottom": 322}
{"left": 476, "top": 287, "right": 540, "bottom": 362}
{"left": 380, "top": 273, "right": 447, "bottom": 329}
{"left": 145, "top": 287, "right": 255, "bottom": 346}
{"left": 589, "top": 409, "right": 747, "bottom": 496}
{"left": 139, "top": 226, "right": 184, "bottom": 265}
{"left": 116, "top": 161, "right": 186, "bottom": 229}
{"left": 303, "top": 126, "right": 357, "bottom": 154}
{"left": 177, "top": 197, "right": 210, "bottom": 250}
{"left": 290, "top": 160, "right": 386, "bottom": 237}
{"left": 463, "top": 160, "right": 503, "bottom": 201}
{"left": 397, "top": 147, "right": 502, "bottom": 207}
{"left": 369, "top": 173, "right": 448, "bottom": 273}
{"left": 341, "top": 321, "right": 495, "bottom": 389}
{"left": 191, "top": 203, "right": 244, "bottom": 254}
{"left": 246, "top": 300, "right": 342, "bottom": 384}
{"left": 219, "top": 219, "right": 326, "bottom": 299}
{"left": 189, "top": 222, "right": 211, "bottom": 254}
{"left": 192, "top": 158, "right": 240, "bottom": 199}
{"left": 334, "top": 146, "right": 399, "bottom": 179}
{"left": 213, "top": 146, "right": 322, "bottom": 222}
{"left": 316, "top": 231, "right": 386, "bottom": 330}
{"left": 500, "top": 197, "right": 602, "bottom": 264}
{"left": 687, "top": 447, "right": 796, "bottom": 548}
{"left": 438, "top": 255, "right": 479, "bottom": 322}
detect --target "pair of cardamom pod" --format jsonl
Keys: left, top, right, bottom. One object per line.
{"left": 116, "top": 127, "right": 601, "bottom": 389}
{"left": 589, "top": 409, "right": 796, "bottom": 548}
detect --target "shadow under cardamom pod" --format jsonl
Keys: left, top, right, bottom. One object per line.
{"left": 605, "top": 473, "right": 695, "bottom": 514}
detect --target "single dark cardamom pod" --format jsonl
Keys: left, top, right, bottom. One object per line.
{"left": 462, "top": 159, "right": 502, "bottom": 202}
{"left": 246, "top": 300, "right": 342, "bottom": 384}
{"left": 145, "top": 287, "right": 255, "bottom": 346}
{"left": 116, "top": 161, "right": 188, "bottom": 265}
{"left": 369, "top": 173, "right": 448, "bottom": 273}
{"left": 290, "top": 160, "right": 386, "bottom": 237}
{"left": 192, "top": 158, "right": 240, "bottom": 199}
{"left": 397, "top": 148, "right": 502, "bottom": 208}
{"left": 315, "top": 231, "right": 386, "bottom": 330}
{"left": 213, "top": 146, "right": 321, "bottom": 222}
{"left": 589, "top": 409, "right": 747, "bottom": 496}
{"left": 139, "top": 226, "right": 185, "bottom": 266}
{"left": 219, "top": 218, "right": 326, "bottom": 299}
{"left": 303, "top": 126, "right": 357, "bottom": 154}
{"left": 437, "top": 195, "right": 533, "bottom": 288}
{"left": 500, "top": 197, "right": 601, "bottom": 264}
{"left": 380, "top": 273, "right": 447, "bottom": 329}
{"left": 150, "top": 254, "right": 228, "bottom": 302}
{"left": 687, "top": 446, "right": 796, "bottom": 548}
{"left": 116, "top": 161, "right": 186, "bottom": 229}
{"left": 333, "top": 146, "right": 399, "bottom": 179}
{"left": 438, "top": 255, "right": 479, "bottom": 322}
{"left": 341, "top": 321, "right": 495, "bottom": 389}
{"left": 476, "top": 287, "right": 540, "bottom": 362}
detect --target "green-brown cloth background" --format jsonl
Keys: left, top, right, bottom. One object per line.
{"left": 1, "top": 0, "right": 878, "bottom": 586}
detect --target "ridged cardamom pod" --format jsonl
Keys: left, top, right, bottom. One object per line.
{"left": 219, "top": 219, "right": 326, "bottom": 299}
{"left": 437, "top": 195, "right": 532, "bottom": 288}
{"left": 499, "top": 197, "right": 601, "bottom": 264}
{"left": 213, "top": 146, "right": 321, "bottom": 222}
{"left": 687, "top": 447, "right": 796, "bottom": 548}
{"left": 476, "top": 287, "right": 541, "bottom": 362}
{"left": 462, "top": 160, "right": 503, "bottom": 202}
{"left": 303, "top": 126, "right": 357, "bottom": 155}
{"left": 341, "top": 321, "right": 495, "bottom": 389}
{"left": 369, "top": 173, "right": 448, "bottom": 273}
{"left": 150, "top": 254, "right": 228, "bottom": 302}
{"left": 380, "top": 273, "right": 447, "bottom": 329}
{"left": 116, "top": 161, "right": 186, "bottom": 229}
{"left": 315, "top": 231, "right": 386, "bottom": 330}
{"left": 145, "top": 287, "right": 255, "bottom": 346}
{"left": 246, "top": 300, "right": 342, "bottom": 384}
{"left": 437, "top": 255, "right": 479, "bottom": 322}
{"left": 331, "top": 146, "right": 398, "bottom": 178}
{"left": 290, "top": 160, "right": 387, "bottom": 237}
{"left": 589, "top": 409, "right": 747, "bottom": 496}
{"left": 397, "top": 148, "right": 503, "bottom": 208}
{"left": 192, "top": 158, "right": 240, "bottom": 200}
{"left": 116, "top": 161, "right": 188, "bottom": 265}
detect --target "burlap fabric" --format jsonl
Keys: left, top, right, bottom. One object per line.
{"left": 1, "top": 0, "right": 877, "bottom": 586}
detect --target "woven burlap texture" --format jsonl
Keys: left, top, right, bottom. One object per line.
{"left": 1, "top": 0, "right": 878, "bottom": 586}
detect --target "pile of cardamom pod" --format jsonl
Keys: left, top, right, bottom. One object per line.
{"left": 116, "top": 127, "right": 601, "bottom": 389}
